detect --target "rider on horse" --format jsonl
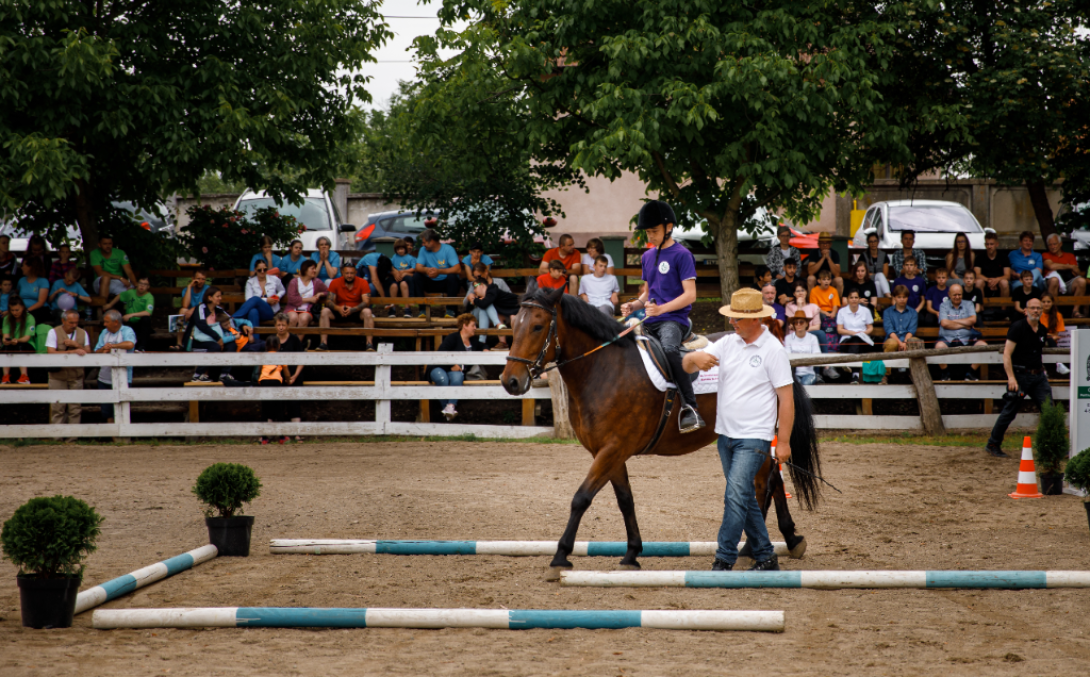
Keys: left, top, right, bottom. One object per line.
{"left": 621, "top": 200, "right": 705, "bottom": 434}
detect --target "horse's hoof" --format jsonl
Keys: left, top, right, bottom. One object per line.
{"left": 545, "top": 565, "right": 572, "bottom": 582}
{"left": 617, "top": 562, "right": 641, "bottom": 571}
{"left": 789, "top": 537, "right": 807, "bottom": 560}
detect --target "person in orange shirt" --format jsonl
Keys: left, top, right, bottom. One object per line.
{"left": 1043, "top": 233, "right": 1087, "bottom": 317}
{"left": 809, "top": 269, "right": 841, "bottom": 352}
{"left": 257, "top": 336, "right": 289, "bottom": 445}
{"left": 1040, "top": 292, "right": 1072, "bottom": 376}
{"left": 536, "top": 260, "right": 569, "bottom": 292}
{"left": 320, "top": 262, "right": 375, "bottom": 352}
{"left": 539, "top": 233, "right": 582, "bottom": 294}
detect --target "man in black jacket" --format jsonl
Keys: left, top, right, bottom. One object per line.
{"left": 985, "top": 297, "right": 1050, "bottom": 457}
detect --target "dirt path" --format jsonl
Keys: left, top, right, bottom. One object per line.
{"left": 2, "top": 438, "right": 1088, "bottom": 676}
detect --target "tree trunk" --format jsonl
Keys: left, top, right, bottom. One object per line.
{"left": 711, "top": 212, "right": 741, "bottom": 329}
{"left": 1026, "top": 180, "right": 1056, "bottom": 242}
{"left": 73, "top": 178, "right": 99, "bottom": 250}
{"left": 548, "top": 372, "right": 576, "bottom": 440}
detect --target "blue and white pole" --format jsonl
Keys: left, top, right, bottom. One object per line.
{"left": 75, "top": 545, "right": 218, "bottom": 614}
{"left": 560, "top": 570, "right": 1090, "bottom": 590}
{"left": 270, "top": 539, "right": 790, "bottom": 558}
{"left": 92, "top": 607, "right": 784, "bottom": 632}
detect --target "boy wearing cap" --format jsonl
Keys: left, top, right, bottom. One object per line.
{"left": 805, "top": 232, "right": 843, "bottom": 295}
{"left": 765, "top": 226, "right": 802, "bottom": 279}
{"left": 621, "top": 200, "right": 704, "bottom": 433}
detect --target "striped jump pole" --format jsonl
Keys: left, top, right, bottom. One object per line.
{"left": 75, "top": 545, "right": 218, "bottom": 614}
{"left": 92, "top": 607, "right": 784, "bottom": 632}
{"left": 269, "top": 539, "right": 791, "bottom": 558}
{"left": 560, "top": 570, "right": 1090, "bottom": 590}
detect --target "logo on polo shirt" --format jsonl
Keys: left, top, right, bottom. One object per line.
{"left": 658, "top": 261, "right": 671, "bottom": 274}
{"left": 912, "top": 284, "right": 919, "bottom": 292}
{"left": 749, "top": 355, "right": 763, "bottom": 368}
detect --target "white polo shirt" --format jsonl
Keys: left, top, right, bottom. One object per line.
{"left": 836, "top": 305, "right": 871, "bottom": 342}
{"left": 701, "top": 326, "right": 794, "bottom": 440}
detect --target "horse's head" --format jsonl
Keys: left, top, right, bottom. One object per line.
{"left": 501, "top": 287, "right": 565, "bottom": 395}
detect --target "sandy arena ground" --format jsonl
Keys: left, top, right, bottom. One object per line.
{"left": 1, "top": 437, "right": 1089, "bottom": 676}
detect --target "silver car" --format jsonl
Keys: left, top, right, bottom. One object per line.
{"left": 851, "top": 199, "right": 992, "bottom": 253}
{"left": 234, "top": 189, "right": 355, "bottom": 250}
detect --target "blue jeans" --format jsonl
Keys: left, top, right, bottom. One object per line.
{"left": 429, "top": 367, "right": 464, "bottom": 406}
{"left": 796, "top": 372, "right": 817, "bottom": 385}
{"left": 808, "top": 330, "right": 830, "bottom": 353}
{"left": 715, "top": 436, "right": 775, "bottom": 565}
{"left": 1011, "top": 268, "right": 1046, "bottom": 291}
{"left": 233, "top": 297, "right": 277, "bottom": 327}
{"left": 471, "top": 305, "right": 501, "bottom": 344}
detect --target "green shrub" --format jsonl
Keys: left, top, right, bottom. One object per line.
{"left": 192, "top": 463, "right": 262, "bottom": 517}
{"left": 177, "top": 205, "right": 303, "bottom": 271}
{"left": 1034, "top": 399, "right": 1069, "bottom": 475}
{"left": 1064, "top": 447, "right": 1090, "bottom": 498}
{"left": 0, "top": 496, "right": 103, "bottom": 579}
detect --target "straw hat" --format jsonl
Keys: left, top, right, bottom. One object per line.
{"left": 787, "top": 310, "right": 811, "bottom": 326}
{"left": 718, "top": 288, "right": 775, "bottom": 319}
{"left": 818, "top": 232, "right": 833, "bottom": 244}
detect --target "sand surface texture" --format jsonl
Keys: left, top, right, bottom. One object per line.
{"left": 2, "top": 438, "right": 1089, "bottom": 675}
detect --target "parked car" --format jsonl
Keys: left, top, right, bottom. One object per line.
{"left": 354, "top": 209, "right": 437, "bottom": 251}
{"left": 673, "top": 208, "right": 816, "bottom": 264}
{"left": 0, "top": 201, "right": 174, "bottom": 253}
{"left": 234, "top": 189, "right": 356, "bottom": 250}
{"left": 850, "top": 200, "right": 992, "bottom": 270}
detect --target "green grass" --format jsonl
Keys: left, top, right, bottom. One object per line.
{"left": 822, "top": 430, "right": 1037, "bottom": 452}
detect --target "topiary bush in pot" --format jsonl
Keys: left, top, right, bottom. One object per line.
{"left": 1, "top": 496, "right": 103, "bottom": 628}
{"left": 1035, "top": 399, "right": 1069, "bottom": 495}
{"left": 193, "top": 463, "right": 262, "bottom": 556}
{"left": 1064, "top": 447, "right": 1090, "bottom": 533}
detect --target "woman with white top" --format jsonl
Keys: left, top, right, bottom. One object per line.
{"left": 836, "top": 289, "right": 875, "bottom": 383}
{"left": 581, "top": 238, "right": 614, "bottom": 275}
{"left": 234, "top": 261, "right": 287, "bottom": 327}
{"left": 784, "top": 311, "right": 822, "bottom": 385}
{"left": 856, "top": 231, "right": 891, "bottom": 297}
{"left": 783, "top": 282, "right": 829, "bottom": 354}
{"left": 283, "top": 259, "right": 328, "bottom": 338}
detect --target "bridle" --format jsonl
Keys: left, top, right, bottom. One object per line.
{"left": 504, "top": 300, "right": 562, "bottom": 380}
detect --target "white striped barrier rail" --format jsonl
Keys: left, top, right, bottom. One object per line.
{"left": 92, "top": 607, "right": 784, "bottom": 632}
{"left": 559, "top": 570, "right": 1090, "bottom": 589}
{"left": 75, "top": 545, "right": 218, "bottom": 614}
{"left": 269, "top": 539, "right": 792, "bottom": 558}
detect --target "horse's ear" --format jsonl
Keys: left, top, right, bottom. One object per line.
{"left": 546, "top": 286, "right": 565, "bottom": 306}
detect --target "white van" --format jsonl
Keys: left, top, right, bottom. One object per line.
{"left": 233, "top": 189, "right": 355, "bottom": 251}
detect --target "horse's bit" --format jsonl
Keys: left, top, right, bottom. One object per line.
{"left": 505, "top": 300, "right": 561, "bottom": 380}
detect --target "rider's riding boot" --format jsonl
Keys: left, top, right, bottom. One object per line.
{"left": 679, "top": 404, "right": 705, "bottom": 434}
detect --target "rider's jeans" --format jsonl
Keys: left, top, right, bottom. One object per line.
{"left": 644, "top": 319, "right": 697, "bottom": 407}
{"left": 715, "top": 436, "right": 775, "bottom": 565}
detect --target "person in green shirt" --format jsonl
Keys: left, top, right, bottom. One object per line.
{"left": 106, "top": 277, "right": 154, "bottom": 351}
{"left": 1, "top": 296, "right": 36, "bottom": 384}
{"left": 90, "top": 234, "right": 137, "bottom": 301}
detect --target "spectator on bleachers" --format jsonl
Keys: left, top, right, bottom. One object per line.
{"left": 1011, "top": 269, "right": 1041, "bottom": 321}
{"left": 537, "top": 260, "right": 569, "bottom": 292}
{"left": 1040, "top": 293, "right": 1072, "bottom": 375}
{"left": 23, "top": 235, "right": 53, "bottom": 279}
{"left": 17, "top": 258, "right": 50, "bottom": 325}
{"left": 172, "top": 270, "right": 210, "bottom": 351}
{"left": 93, "top": 309, "right": 136, "bottom": 421}
{"left": 1, "top": 297, "right": 34, "bottom": 384}
{"left": 279, "top": 239, "right": 307, "bottom": 281}
{"left": 843, "top": 260, "right": 878, "bottom": 311}
{"left": 752, "top": 265, "right": 773, "bottom": 291}
{"left": 975, "top": 232, "right": 1011, "bottom": 298}
{"left": 90, "top": 234, "right": 137, "bottom": 301}
{"left": 0, "top": 234, "right": 17, "bottom": 279}
{"left": 249, "top": 236, "right": 283, "bottom": 277}
{"left": 1043, "top": 233, "right": 1086, "bottom": 315}
{"left": 106, "top": 276, "right": 154, "bottom": 351}
{"left": 857, "top": 231, "right": 891, "bottom": 297}
{"left": 960, "top": 270, "right": 983, "bottom": 314}
{"left": 892, "top": 256, "right": 926, "bottom": 314}
{"left": 182, "top": 286, "right": 227, "bottom": 382}
{"left": 321, "top": 261, "right": 374, "bottom": 352}
{"left": 810, "top": 268, "right": 841, "bottom": 352}
{"left": 761, "top": 283, "right": 785, "bottom": 329}
{"left": 356, "top": 250, "right": 401, "bottom": 317}
{"left": 256, "top": 335, "right": 289, "bottom": 445}
{"left": 1008, "top": 230, "right": 1045, "bottom": 292}
{"left": 945, "top": 233, "right": 975, "bottom": 285}
{"left": 48, "top": 265, "right": 90, "bottom": 321}
{"left": 785, "top": 281, "right": 830, "bottom": 356}
{"left": 46, "top": 309, "right": 89, "bottom": 434}
{"left": 766, "top": 226, "right": 802, "bottom": 280}
{"left": 583, "top": 238, "right": 614, "bottom": 275}
{"left": 785, "top": 311, "right": 822, "bottom": 385}
{"left": 921, "top": 268, "right": 951, "bottom": 327}
{"left": 774, "top": 258, "right": 801, "bottom": 306}
{"left": 540, "top": 233, "right": 582, "bottom": 295}
{"left": 433, "top": 313, "right": 486, "bottom": 421}
{"left": 234, "top": 260, "right": 285, "bottom": 328}
{"left": 836, "top": 289, "right": 874, "bottom": 383}
{"left": 213, "top": 311, "right": 244, "bottom": 382}
{"left": 310, "top": 236, "right": 341, "bottom": 282}
{"left": 284, "top": 259, "right": 328, "bottom": 340}
{"left": 414, "top": 228, "right": 462, "bottom": 319}
{"left": 462, "top": 242, "right": 493, "bottom": 279}
{"left": 465, "top": 280, "right": 514, "bottom": 350}
{"left": 580, "top": 255, "right": 621, "bottom": 318}
{"left": 882, "top": 285, "right": 919, "bottom": 353}
{"left": 0, "top": 278, "right": 11, "bottom": 319}
{"left": 48, "top": 243, "right": 80, "bottom": 285}
{"left": 888, "top": 230, "right": 928, "bottom": 280}
{"left": 390, "top": 238, "right": 417, "bottom": 304}
{"left": 935, "top": 284, "right": 988, "bottom": 381}
{"left": 805, "top": 232, "right": 843, "bottom": 294}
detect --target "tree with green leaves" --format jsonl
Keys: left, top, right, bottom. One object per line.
{"left": 0, "top": 0, "right": 390, "bottom": 249}
{"left": 430, "top": 1, "right": 946, "bottom": 297}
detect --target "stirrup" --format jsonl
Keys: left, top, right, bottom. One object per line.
{"left": 678, "top": 404, "right": 705, "bottom": 434}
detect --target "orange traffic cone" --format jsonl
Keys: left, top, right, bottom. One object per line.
{"left": 771, "top": 436, "right": 792, "bottom": 498}
{"left": 1009, "top": 436, "right": 1043, "bottom": 499}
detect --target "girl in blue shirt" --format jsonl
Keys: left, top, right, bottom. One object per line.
{"left": 249, "top": 236, "right": 283, "bottom": 276}
{"left": 17, "top": 259, "right": 51, "bottom": 324}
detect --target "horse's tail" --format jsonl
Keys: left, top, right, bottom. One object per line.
{"left": 787, "top": 377, "right": 822, "bottom": 510}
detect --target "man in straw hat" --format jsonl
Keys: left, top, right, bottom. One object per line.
{"left": 683, "top": 287, "right": 795, "bottom": 572}
{"left": 621, "top": 200, "right": 704, "bottom": 433}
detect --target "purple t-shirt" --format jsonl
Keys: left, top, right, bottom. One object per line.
{"left": 925, "top": 285, "right": 949, "bottom": 313}
{"left": 641, "top": 242, "right": 697, "bottom": 326}
{"left": 893, "top": 275, "right": 926, "bottom": 308}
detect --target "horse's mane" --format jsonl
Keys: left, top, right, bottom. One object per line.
{"left": 521, "top": 289, "right": 636, "bottom": 347}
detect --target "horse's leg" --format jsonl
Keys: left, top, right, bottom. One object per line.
{"left": 550, "top": 449, "right": 627, "bottom": 573}
{"left": 739, "top": 458, "right": 774, "bottom": 560}
{"left": 610, "top": 463, "right": 643, "bottom": 570}
{"left": 770, "top": 465, "right": 807, "bottom": 559}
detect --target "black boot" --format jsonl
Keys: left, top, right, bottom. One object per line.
{"left": 679, "top": 404, "right": 705, "bottom": 433}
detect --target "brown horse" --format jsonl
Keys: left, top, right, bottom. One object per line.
{"left": 501, "top": 287, "right": 821, "bottom": 572}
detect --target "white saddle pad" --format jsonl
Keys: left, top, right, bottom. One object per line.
{"left": 636, "top": 336, "right": 719, "bottom": 394}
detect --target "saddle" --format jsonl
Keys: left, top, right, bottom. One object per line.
{"left": 635, "top": 331, "right": 706, "bottom": 386}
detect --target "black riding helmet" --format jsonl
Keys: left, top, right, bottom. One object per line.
{"left": 636, "top": 200, "right": 676, "bottom": 231}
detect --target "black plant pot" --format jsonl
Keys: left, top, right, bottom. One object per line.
{"left": 1084, "top": 502, "right": 1090, "bottom": 533}
{"left": 1041, "top": 473, "right": 1065, "bottom": 496}
{"left": 17, "top": 574, "right": 80, "bottom": 629}
{"left": 206, "top": 515, "right": 255, "bottom": 557}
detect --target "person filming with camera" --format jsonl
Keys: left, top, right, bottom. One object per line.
{"left": 985, "top": 297, "right": 1050, "bottom": 458}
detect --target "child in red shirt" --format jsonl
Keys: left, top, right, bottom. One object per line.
{"left": 536, "top": 260, "right": 569, "bottom": 292}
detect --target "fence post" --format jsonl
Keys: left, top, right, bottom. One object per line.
{"left": 548, "top": 372, "right": 576, "bottom": 439}
{"left": 112, "top": 359, "right": 130, "bottom": 438}
{"left": 375, "top": 343, "right": 392, "bottom": 434}
{"left": 909, "top": 356, "right": 945, "bottom": 435}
